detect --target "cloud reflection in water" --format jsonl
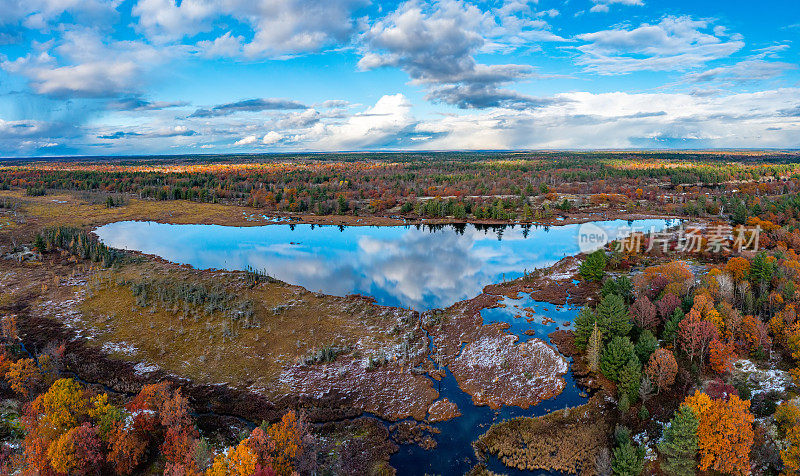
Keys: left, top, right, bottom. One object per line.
{"left": 95, "top": 219, "right": 672, "bottom": 310}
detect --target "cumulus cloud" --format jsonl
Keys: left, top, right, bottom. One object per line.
{"left": 575, "top": 16, "right": 744, "bottom": 74}
{"left": 189, "top": 98, "right": 307, "bottom": 118}
{"left": 262, "top": 131, "right": 283, "bottom": 145}
{"left": 1, "top": 28, "right": 175, "bottom": 98}
{"left": 233, "top": 135, "right": 258, "bottom": 146}
{"left": 132, "top": 0, "right": 369, "bottom": 58}
{"left": 358, "top": 0, "right": 565, "bottom": 109}
{"left": 302, "top": 93, "right": 419, "bottom": 150}
{"left": 0, "top": 0, "right": 120, "bottom": 29}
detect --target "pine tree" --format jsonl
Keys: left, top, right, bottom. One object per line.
{"left": 587, "top": 322, "right": 602, "bottom": 373}
{"left": 662, "top": 308, "right": 684, "bottom": 348}
{"left": 634, "top": 330, "right": 658, "bottom": 363}
{"left": 612, "top": 440, "right": 644, "bottom": 476}
{"left": 600, "top": 336, "right": 635, "bottom": 382}
{"left": 597, "top": 293, "right": 632, "bottom": 338}
{"left": 617, "top": 357, "right": 642, "bottom": 402}
{"left": 574, "top": 306, "right": 597, "bottom": 350}
{"left": 580, "top": 250, "right": 607, "bottom": 282}
{"left": 658, "top": 405, "right": 699, "bottom": 476}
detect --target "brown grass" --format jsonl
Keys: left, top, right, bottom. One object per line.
{"left": 74, "top": 261, "right": 428, "bottom": 400}
{"left": 475, "top": 395, "right": 613, "bottom": 475}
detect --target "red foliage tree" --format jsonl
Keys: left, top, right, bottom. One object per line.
{"left": 47, "top": 423, "right": 104, "bottom": 475}
{"left": 630, "top": 295, "right": 658, "bottom": 330}
{"left": 657, "top": 293, "right": 681, "bottom": 321}
{"left": 679, "top": 309, "right": 719, "bottom": 366}
{"left": 108, "top": 413, "right": 151, "bottom": 475}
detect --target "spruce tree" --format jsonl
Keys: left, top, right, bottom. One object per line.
{"left": 580, "top": 250, "right": 607, "bottom": 282}
{"left": 658, "top": 405, "right": 699, "bottom": 476}
{"left": 612, "top": 440, "right": 644, "bottom": 476}
{"left": 662, "top": 308, "right": 684, "bottom": 347}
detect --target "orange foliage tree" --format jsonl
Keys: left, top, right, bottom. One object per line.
{"left": 206, "top": 410, "right": 305, "bottom": 476}
{"left": 775, "top": 402, "right": 800, "bottom": 473}
{"left": 708, "top": 338, "right": 736, "bottom": 374}
{"left": 6, "top": 357, "right": 42, "bottom": 399}
{"left": 265, "top": 410, "right": 304, "bottom": 475}
{"left": 725, "top": 256, "right": 751, "bottom": 282}
{"left": 47, "top": 423, "right": 103, "bottom": 475}
{"left": 645, "top": 348, "right": 677, "bottom": 393}
{"left": 683, "top": 391, "right": 754, "bottom": 475}
{"left": 635, "top": 261, "right": 694, "bottom": 298}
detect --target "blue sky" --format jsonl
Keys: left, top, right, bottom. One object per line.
{"left": 0, "top": 0, "right": 798, "bottom": 156}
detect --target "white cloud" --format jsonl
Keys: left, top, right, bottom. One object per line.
{"left": 262, "top": 131, "right": 283, "bottom": 144}
{"left": 575, "top": 16, "right": 744, "bottom": 74}
{"left": 358, "top": 0, "right": 565, "bottom": 109}
{"left": 684, "top": 59, "right": 796, "bottom": 85}
{"left": 302, "top": 93, "right": 416, "bottom": 150}
{"left": 1, "top": 28, "right": 176, "bottom": 97}
{"left": 0, "top": 0, "right": 120, "bottom": 29}
{"left": 413, "top": 88, "right": 800, "bottom": 149}
{"left": 590, "top": 0, "right": 643, "bottom": 13}
{"left": 234, "top": 134, "right": 258, "bottom": 146}
{"left": 132, "top": 0, "right": 368, "bottom": 58}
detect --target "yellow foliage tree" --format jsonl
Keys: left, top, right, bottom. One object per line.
{"left": 31, "top": 378, "right": 90, "bottom": 439}
{"left": 206, "top": 443, "right": 257, "bottom": 476}
{"left": 266, "top": 410, "right": 303, "bottom": 475}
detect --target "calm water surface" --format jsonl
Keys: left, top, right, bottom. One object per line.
{"left": 95, "top": 219, "right": 672, "bottom": 311}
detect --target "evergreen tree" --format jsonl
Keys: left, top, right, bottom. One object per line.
{"left": 662, "top": 308, "right": 684, "bottom": 348}
{"left": 601, "top": 276, "right": 634, "bottom": 304}
{"left": 597, "top": 293, "right": 632, "bottom": 338}
{"left": 615, "top": 276, "right": 634, "bottom": 304}
{"left": 580, "top": 250, "right": 607, "bottom": 282}
{"left": 658, "top": 405, "right": 699, "bottom": 476}
{"left": 612, "top": 440, "right": 644, "bottom": 476}
{"left": 617, "top": 357, "right": 642, "bottom": 402}
{"left": 574, "top": 306, "right": 597, "bottom": 350}
{"left": 600, "top": 336, "right": 635, "bottom": 382}
{"left": 33, "top": 233, "right": 46, "bottom": 253}
{"left": 634, "top": 330, "right": 658, "bottom": 364}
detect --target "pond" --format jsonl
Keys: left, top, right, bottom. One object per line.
{"left": 94, "top": 219, "right": 673, "bottom": 311}
{"left": 94, "top": 218, "right": 675, "bottom": 474}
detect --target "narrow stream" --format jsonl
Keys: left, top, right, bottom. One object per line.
{"left": 391, "top": 296, "right": 588, "bottom": 475}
